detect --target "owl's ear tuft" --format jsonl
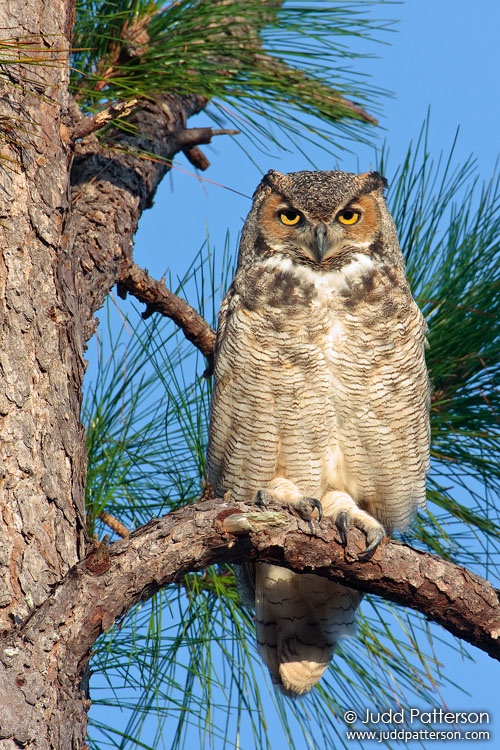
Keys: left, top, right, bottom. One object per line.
{"left": 252, "top": 170, "right": 284, "bottom": 200}
{"left": 262, "top": 169, "right": 283, "bottom": 184}
{"left": 359, "top": 171, "right": 389, "bottom": 194}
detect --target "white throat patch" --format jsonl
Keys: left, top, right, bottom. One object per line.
{"left": 260, "top": 253, "right": 377, "bottom": 296}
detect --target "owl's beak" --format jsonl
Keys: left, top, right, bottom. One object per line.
{"left": 314, "top": 223, "right": 328, "bottom": 262}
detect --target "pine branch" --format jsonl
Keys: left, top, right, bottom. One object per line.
{"left": 71, "top": 0, "right": 383, "bottom": 150}
{"left": 118, "top": 260, "right": 216, "bottom": 363}
{"left": 176, "top": 127, "right": 240, "bottom": 169}
{"left": 9, "top": 496, "right": 500, "bottom": 700}
{"left": 65, "top": 93, "right": 212, "bottom": 340}
{"left": 71, "top": 98, "right": 139, "bottom": 140}
{"left": 175, "top": 127, "right": 240, "bottom": 149}
{"left": 98, "top": 510, "right": 130, "bottom": 538}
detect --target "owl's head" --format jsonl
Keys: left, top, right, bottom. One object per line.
{"left": 238, "top": 170, "right": 399, "bottom": 270}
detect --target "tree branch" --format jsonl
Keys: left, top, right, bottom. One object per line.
{"left": 71, "top": 98, "right": 139, "bottom": 141}
{"left": 8, "top": 496, "right": 500, "bottom": 694}
{"left": 118, "top": 259, "right": 216, "bottom": 362}
{"left": 175, "top": 126, "right": 240, "bottom": 149}
{"left": 176, "top": 127, "right": 238, "bottom": 170}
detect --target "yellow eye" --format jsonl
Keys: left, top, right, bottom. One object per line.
{"left": 279, "top": 210, "right": 302, "bottom": 226}
{"left": 337, "top": 209, "right": 360, "bottom": 226}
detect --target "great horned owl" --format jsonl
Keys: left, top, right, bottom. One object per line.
{"left": 207, "top": 170, "right": 430, "bottom": 695}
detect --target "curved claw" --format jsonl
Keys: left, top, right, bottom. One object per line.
{"left": 358, "top": 529, "right": 385, "bottom": 561}
{"left": 294, "top": 497, "right": 322, "bottom": 522}
{"left": 254, "top": 490, "right": 268, "bottom": 508}
{"left": 336, "top": 511, "right": 349, "bottom": 546}
{"left": 307, "top": 497, "right": 323, "bottom": 522}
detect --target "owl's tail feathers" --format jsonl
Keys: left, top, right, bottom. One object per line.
{"left": 255, "top": 563, "right": 363, "bottom": 696}
{"left": 276, "top": 651, "right": 333, "bottom": 697}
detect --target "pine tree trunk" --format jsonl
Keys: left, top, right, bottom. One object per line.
{"left": 0, "top": 0, "right": 90, "bottom": 745}
{"left": 0, "top": 0, "right": 207, "bottom": 743}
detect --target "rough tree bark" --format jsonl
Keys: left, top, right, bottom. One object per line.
{"left": 0, "top": 0, "right": 88, "bottom": 745}
{"left": 0, "top": 1, "right": 498, "bottom": 748}
{"left": 0, "top": 0, "right": 222, "bottom": 744}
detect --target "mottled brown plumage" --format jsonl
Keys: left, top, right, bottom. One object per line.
{"left": 207, "top": 169, "right": 430, "bottom": 695}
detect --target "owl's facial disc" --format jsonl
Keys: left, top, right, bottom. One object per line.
{"left": 260, "top": 191, "right": 380, "bottom": 266}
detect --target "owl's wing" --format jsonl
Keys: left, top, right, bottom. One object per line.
{"left": 206, "top": 296, "right": 280, "bottom": 502}
{"left": 334, "top": 299, "right": 430, "bottom": 530}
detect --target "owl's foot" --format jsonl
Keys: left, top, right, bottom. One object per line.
{"left": 321, "top": 491, "right": 385, "bottom": 560}
{"left": 254, "top": 480, "right": 322, "bottom": 522}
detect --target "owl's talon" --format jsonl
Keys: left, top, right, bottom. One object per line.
{"left": 358, "top": 529, "right": 385, "bottom": 561}
{"left": 254, "top": 490, "right": 269, "bottom": 508}
{"left": 253, "top": 487, "right": 321, "bottom": 522}
{"left": 336, "top": 511, "right": 349, "bottom": 546}
{"left": 311, "top": 498, "right": 323, "bottom": 522}
{"left": 298, "top": 497, "right": 322, "bottom": 522}
{"left": 324, "top": 492, "right": 386, "bottom": 559}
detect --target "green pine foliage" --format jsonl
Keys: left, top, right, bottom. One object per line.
{"left": 71, "top": 0, "right": 389, "bottom": 149}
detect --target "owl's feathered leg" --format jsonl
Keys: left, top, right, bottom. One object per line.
{"left": 255, "top": 486, "right": 322, "bottom": 521}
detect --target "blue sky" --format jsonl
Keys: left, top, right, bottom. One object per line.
{"left": 89, "top": 1, "right": 500, "bottom": 747}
